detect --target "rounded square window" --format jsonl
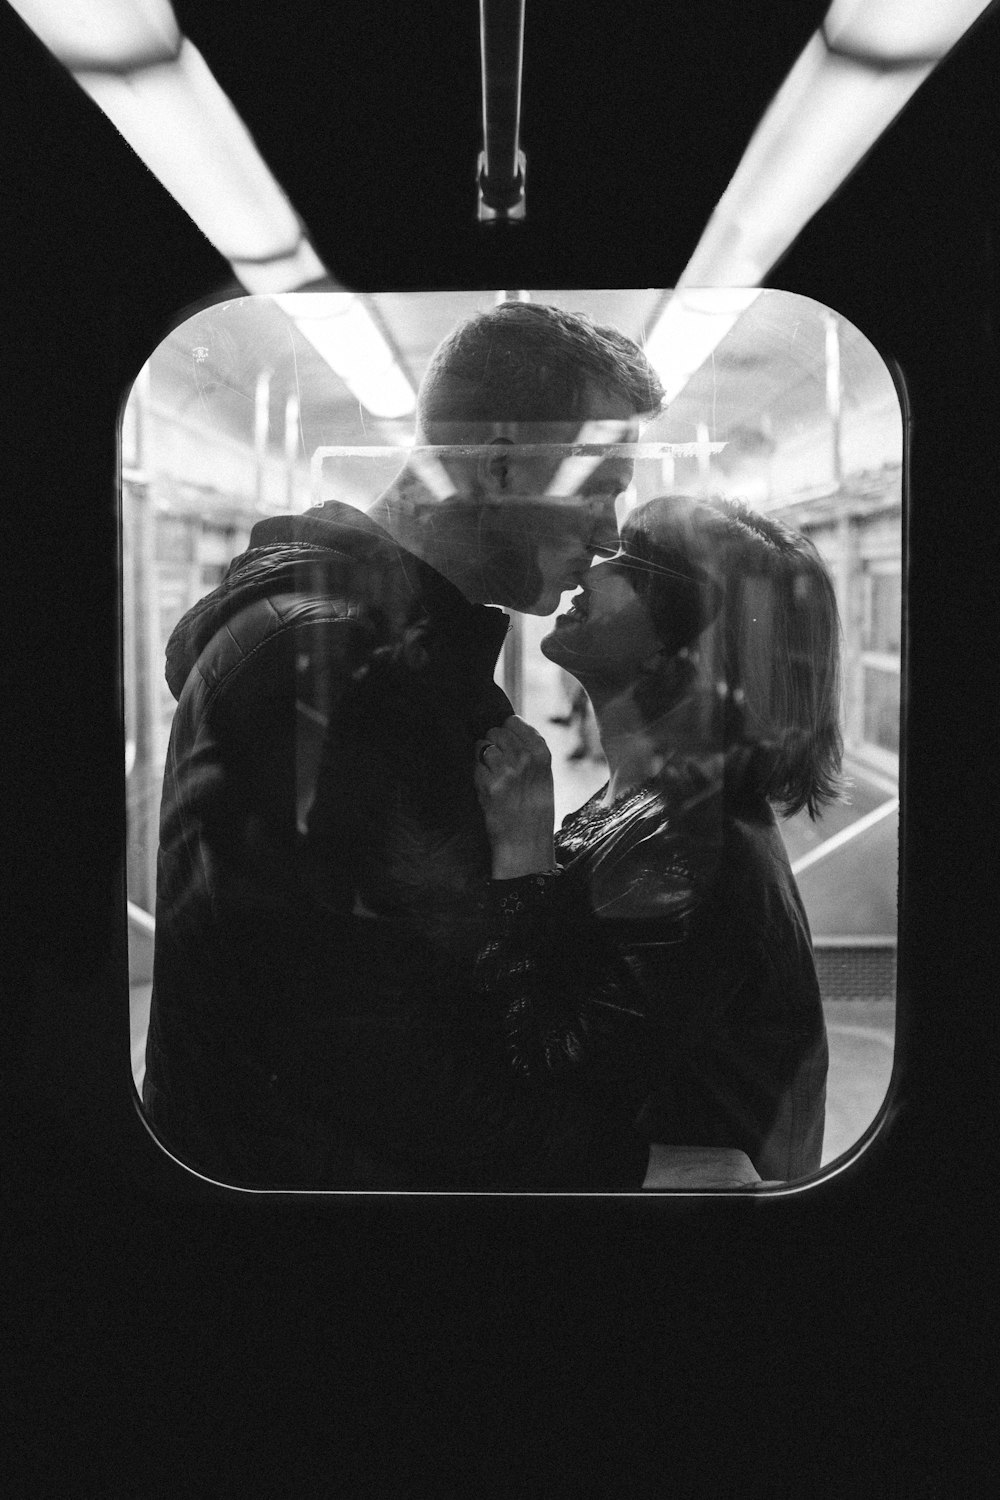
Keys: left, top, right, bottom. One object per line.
{"left": 124, "top": 289, "right": 902, "bottom": 1192}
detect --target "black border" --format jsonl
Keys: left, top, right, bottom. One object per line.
{"left": 4, "top": 3, "right": 998, "bottom": 1489}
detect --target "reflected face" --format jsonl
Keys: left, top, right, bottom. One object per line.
{"left": 500, "top": 388, "right": 641, "bottom": 615}
{"left": 541, "top": 558, "right": 663, "bottom": 684}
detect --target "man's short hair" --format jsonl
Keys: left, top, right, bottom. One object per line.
{"left": 417, "top": 300, "right": 666, "bottom": 432}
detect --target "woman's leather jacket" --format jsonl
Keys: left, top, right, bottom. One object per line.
{"left": 472, "top": 764, "right": 829, "bottom": 1181}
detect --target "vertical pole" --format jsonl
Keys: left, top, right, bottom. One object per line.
{"left": 121, "top": 362, "right": 149, "bottom": 786}
{"left": 761, "top": 411, "right": 774, "bottom": 504}
{"left": 121, "top": 360, "right": 161, "bottom": 913}
{"left": 825, "top": 311, "right": 843, "bottom": 489}
{"left": 284, "top": 391, "right": 299, "bottom": 511}
{"left": 132, "top": 478, "right": 161, "bottom": 912}
{"left": 696, "top": 421, "right": 712, "bottom": 495}
{"left": 254, "top": 368, "right": 271, "bottom": 510}
{"left": 826, "top": 311, "right": 858, "bottom": 750}
{"left": 826, "top": 312, "right": 846, "bottom": 623}
{"left": 660, "top": 451, "right": 675, "bottom": 493}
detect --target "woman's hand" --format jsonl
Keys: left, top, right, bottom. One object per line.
{"left": 474, "top": 715, "right": 556, "bottom": 878}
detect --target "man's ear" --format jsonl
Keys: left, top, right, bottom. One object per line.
{"left": 477, "top": 435, "right": 514, "bottom": 495}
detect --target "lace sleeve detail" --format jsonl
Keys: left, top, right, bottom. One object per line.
{"left": 488, "top": 871, "right": 560, "bottom": 921}
{"left": 474, "top": 870, "right": 646, "bottom": 1083}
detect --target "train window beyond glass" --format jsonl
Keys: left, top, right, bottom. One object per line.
{"left": 123, "top": 289, "right": 902, "bottom": 1193}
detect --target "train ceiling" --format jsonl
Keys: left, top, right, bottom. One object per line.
{"left": 8, "top": 1, "right": 996, "bottom": 459}
{"left": 152, "top": 287, "right": 897, "bottom": 485}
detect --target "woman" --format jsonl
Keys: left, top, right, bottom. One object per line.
{"left": 472, "top": 494, "right": 844, "bottom": 1182}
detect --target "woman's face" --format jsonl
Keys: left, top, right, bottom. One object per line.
{"left": 540, "top": 558, "right": 663, "bottom": 684}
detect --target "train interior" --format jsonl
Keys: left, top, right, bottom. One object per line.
{"left": 122, "top": 287, "right": 902, "bottom": 1175}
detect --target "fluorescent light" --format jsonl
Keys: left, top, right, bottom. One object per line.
{"left": 274, "top": 295, "right": 417, "bottom": 419}
{"left": 675, "top": 0, "right": 995, "bottom": 290}
{"left": 679, "top": 34, "right": 933, "bottom": 289}
{"left": 79, "top": 41, "right": 311, "bottom": 264}
{"left": 11, "top": 0, "right": 328, "bottom": 291}
{"left": 8, "top": 0, "right": 180, "bottom": 69}
{"left": 229, "top": 244, "right": 327, "bottom": 295}
{"left": 825, "top": 313, "right": 841, "bottom": 424}
{"left": 644, "top": 289, "right": 761, "bottom": 404}
{"left": 824, "top": 0, "right": 993, "bottom": 59}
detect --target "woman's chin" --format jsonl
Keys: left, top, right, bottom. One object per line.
{"left": 539, "top": 631, "right": 563, "bottom": 663}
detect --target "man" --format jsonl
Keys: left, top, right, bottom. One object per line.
{"left": 143, "top": 299, "right": 665, "bottom": 1189}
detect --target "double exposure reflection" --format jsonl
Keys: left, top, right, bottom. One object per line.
{"left": 124, "top": 291, "right": 901, "bottom": 1190}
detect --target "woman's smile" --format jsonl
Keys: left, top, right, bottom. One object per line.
{"left": 555, "top": 591, "right": 589, "bottom": 626}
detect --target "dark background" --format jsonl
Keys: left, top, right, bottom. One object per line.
{"left": 2, "top": 2, "right": 998, "bottom": 1492}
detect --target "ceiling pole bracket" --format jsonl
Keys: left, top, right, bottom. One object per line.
{"left": 477, "top": 0, "right": 527, "bottom": 222}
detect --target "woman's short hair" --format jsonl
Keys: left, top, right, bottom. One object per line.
{"left": 417, "top": 300, "right": 666, "bottom": 431}
{"left": 621, "top": 495, "right": 845, "bottom": 820}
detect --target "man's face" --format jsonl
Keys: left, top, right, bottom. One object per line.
{"left": 496, "top": 389, "right": 642, "bottom": 615}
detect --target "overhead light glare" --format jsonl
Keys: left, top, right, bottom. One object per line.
{"left": 674, "top": 0, "right": 995, "bottom": 291}
{"left": 678, "top": 34, "right": 935, "bottom": 290}
{"left": 824, "top": 0, "right": 993, "bottom": 60}
{"left": 274, "top": 295, "right": 417, "bottom": 419}
{"left": 79, "top": 41, "right": 308, "bottom": 264}
{"left": 11, "top": 0, "right": 331, "bottom": 293}
{"left": 644, "top": 289, "right": 761, "bottom": 405}
{"left": 9, "top": 0, "right": 180, "bottom": 70}
{"left": 232, "top": 244, "right": 327, "bottom": 295}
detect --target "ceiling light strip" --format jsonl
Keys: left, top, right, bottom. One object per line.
{"left": 643, "top": 0, "right": 994, "bottom": 404}
{"left": 676, "top": 0, "right": 995, "bottom": 290}
{"left": 11, "top": 0, "right": 419, "bottom": 417}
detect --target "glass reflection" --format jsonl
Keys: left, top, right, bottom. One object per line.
{"left": 124, "top": 290, "right": 901, "bottom": 1190}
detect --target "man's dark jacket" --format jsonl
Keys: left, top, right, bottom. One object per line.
{"left": 142, "top": 503, "right": 650, "bottom": 1190}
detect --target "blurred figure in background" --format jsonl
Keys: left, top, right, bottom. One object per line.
{"left": 549, "top": 666, "right": 604, "bottom": 762}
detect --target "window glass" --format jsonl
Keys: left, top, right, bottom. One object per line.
{"left": 124, "top": 290, "right": 901, "bottom": 1191}
{"left": 863, "top": 667, "right": 902, "bottom": 755}
{"left": 865, "top": 567, "right": 902, "bottom": 654}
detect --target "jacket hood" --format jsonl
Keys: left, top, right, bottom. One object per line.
{"left": 163, "top": 501, "right": 507, "bottom": 701}
{"left": 164, "top": 505, "right": 417, "bottom": 698}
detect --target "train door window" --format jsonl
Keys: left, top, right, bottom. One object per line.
{"left": 123, "top": 289, "right": 902, "bottom": 1190}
